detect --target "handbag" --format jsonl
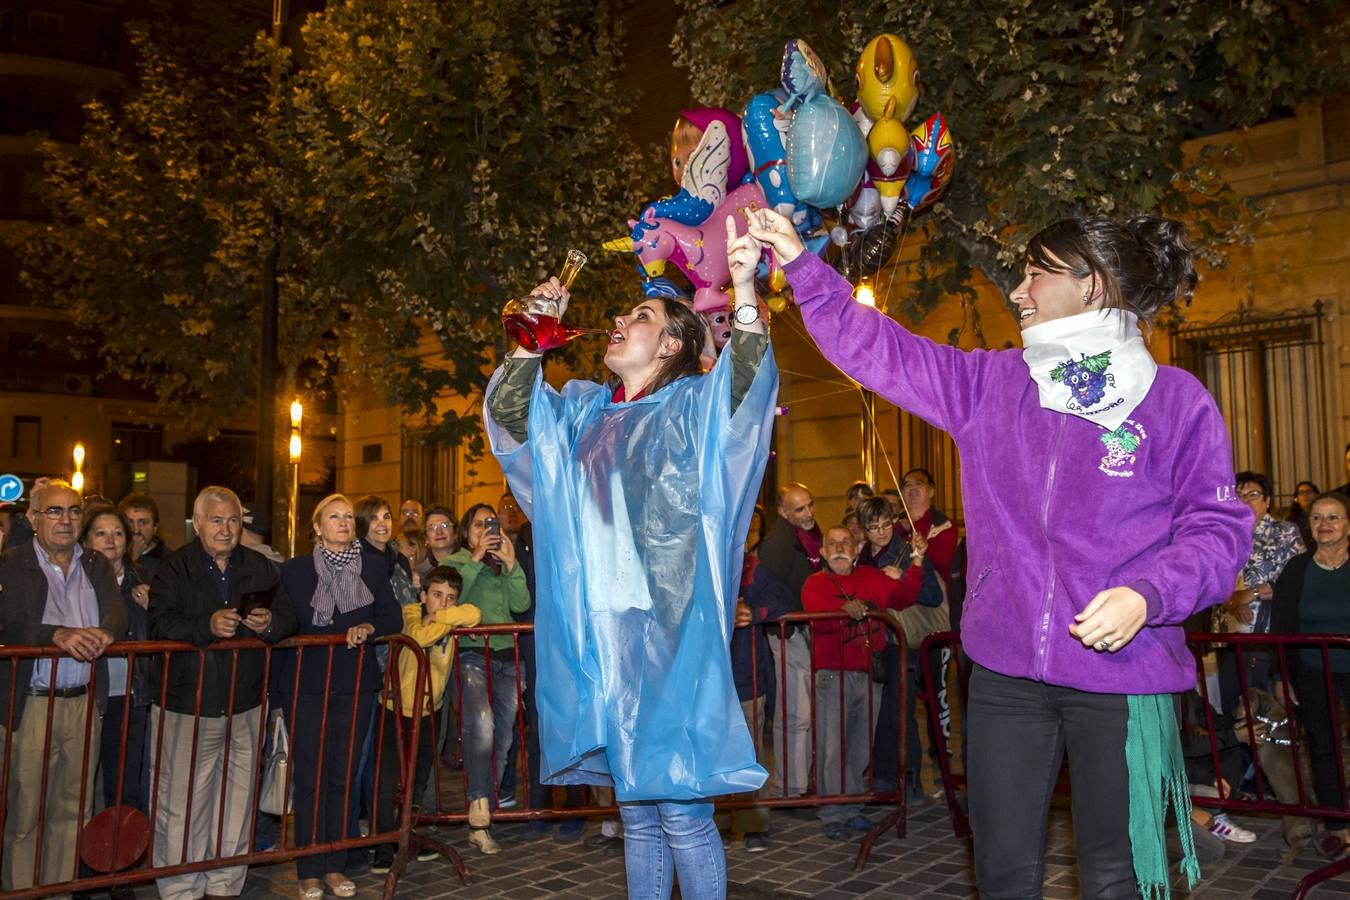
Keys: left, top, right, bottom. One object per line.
{"left": 258, "top": 713, "right": 292, "bottom": 817}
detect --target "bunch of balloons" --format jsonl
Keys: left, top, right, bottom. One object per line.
{"left": 604, "top": 34, "right": 956, "bottom": 325}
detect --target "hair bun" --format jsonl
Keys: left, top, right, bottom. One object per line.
{"left": 1126, "top": 216, "right": 1198, "bottom": 314}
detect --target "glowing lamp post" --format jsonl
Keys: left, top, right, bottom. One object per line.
{"left": 288, "top": 399, "right": 302, "bottom": 558}
{"left": 853, "top": 282, "right": 877, "bottom": 486}
{"left": 72, "top": 442, "right": 86, "bottom": 494}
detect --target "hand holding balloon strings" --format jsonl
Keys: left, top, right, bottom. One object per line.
{"left": 745, "top": 207, "right": 805, "bottom": 269}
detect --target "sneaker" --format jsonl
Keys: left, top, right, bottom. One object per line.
{"left": 1208, "top": 814, "right": 1257, "bottom": 843}
{"left": 555, "top": 818, "right": 586, "bottom": 843}
{"left": 497, "top": 792, "right": 518, "bottom": 809}
{"left": 744, "top": 833, "right": 770, "bottom": 853}
{"left": 822, "top": 822, "right": 849, "bottom": 841}
{"left": 846, "top": 815, "right": 874, "bottom": 833}
{"left": 370, "top": 850, "right": 394, "bottom": 875}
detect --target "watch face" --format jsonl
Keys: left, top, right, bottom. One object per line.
{"left": 735, "top": 305, "right": 759, "bottom": 325}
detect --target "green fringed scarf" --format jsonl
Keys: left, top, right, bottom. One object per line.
{"left": 1126, "top": 693, "right": 1200, "bottom": 899}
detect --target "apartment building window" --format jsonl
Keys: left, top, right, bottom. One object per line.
{"left": 111, "top": 422, "right": 164, "bottom": 463}
{"left": 401, "top": 429, "right": 456, "bottom": 508}
{"left": 894, "top": 411, "right": 964, "bottom": 529}
{"left": 12, "top": 415, "right": 40, "bottom": 458}
{"left": 1171, "top": 302, "right": 1330, "bottom": 508}
{"left": 27, "top": 11, "right": 62, "bottom": 34}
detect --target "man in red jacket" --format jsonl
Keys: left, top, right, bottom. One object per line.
{"left": 803, "top": 525, "right": 921, "bottom": 839}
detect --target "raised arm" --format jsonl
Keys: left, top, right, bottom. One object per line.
{"left": 745, "top": 208, "right": 992, "bottom": 434}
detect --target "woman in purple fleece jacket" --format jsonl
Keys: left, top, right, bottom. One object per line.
{"left": 743, "top": 208, "right": 1251, "bottom": 899}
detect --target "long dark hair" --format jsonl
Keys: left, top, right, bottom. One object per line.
{"left": 638, "top": 296, "right": 707, "bottom": 397}
{"left": 1025, "top": 216, "right": 1198, "bottom": 322}
{"left": 459, "top": 503, "right": 495, "bottom": 551}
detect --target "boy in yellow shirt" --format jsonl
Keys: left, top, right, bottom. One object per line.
{"left": 372, "top": 566, "right": 481, "bottom": 873}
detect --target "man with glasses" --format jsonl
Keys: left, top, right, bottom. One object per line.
{"left": 0, "top": 479, "right": 127, "bottom": 890}
{"left": 399, "top": 498, "right": 424, "bottom": 532}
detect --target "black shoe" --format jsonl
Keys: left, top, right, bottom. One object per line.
{"left": 744, "top": 833, "right": 770, "bottom": 853}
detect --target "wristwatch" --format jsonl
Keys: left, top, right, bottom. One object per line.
{"left": 734, "top": 303, "right": 760, "bottom": 326}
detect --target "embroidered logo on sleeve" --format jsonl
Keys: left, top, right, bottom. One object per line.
{"left": 1051, "top": 351, "right": 1116, "bottom": 410}
{"left": 1098, "top": 419, "right": 1147, "bottom": 478}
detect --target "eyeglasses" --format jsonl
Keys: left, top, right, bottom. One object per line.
{"left": 426, "top": 523, "right": 451, "bottom": 533}
{"left": 39, "top": 505, "right": 83, "bottom": 520}
{"left": 863, "top": 521, "right": 893, "bottom": 534}
{"left": 1238, "top": 490, "right": 1265, "bottom": 501}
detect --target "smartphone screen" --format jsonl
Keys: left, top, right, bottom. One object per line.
{"left": 484, "top": 517, "right": 500, "bottom": 537}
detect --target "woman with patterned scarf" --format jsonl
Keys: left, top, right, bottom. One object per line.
{"left": 279, "top": 493, "right": 402, "bottom": 900}
{"left": 749, "top": 206, "right": 1251, "bottom": 899}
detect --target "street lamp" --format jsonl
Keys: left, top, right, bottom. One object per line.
{"left": 288, "top": 399, "right": 302, "bottom": 558}
{"left": 71, "top": 442, "right": 86, "bottom": 494}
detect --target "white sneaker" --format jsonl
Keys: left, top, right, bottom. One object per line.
{"left": 1208, "top": 813, "right": 1258, "bottom": 843}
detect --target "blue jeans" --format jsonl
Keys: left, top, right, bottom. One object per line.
{"left": 618, "top": 800, "right": 724, "bottom": 900}
{"left": 457, "top": 650, "right": 520, "bottom": 802}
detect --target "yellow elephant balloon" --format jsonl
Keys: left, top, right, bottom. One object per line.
{"left": 855, "top": 34, "right": 920, "bottom": 125}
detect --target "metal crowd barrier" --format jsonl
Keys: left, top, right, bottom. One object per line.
{"left": 919, "top": 630, "right": 1350, "bottom": 898}
{"left": 417, "top": 610, "right": 908, "bottom": 881}
{"left": 0, "top": 634, "right": 429, "bottom": 899}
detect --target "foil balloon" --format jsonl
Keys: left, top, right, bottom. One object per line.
{"left": 900, "top": 111, "right": 955, "bottom": 214}
{"left": 605, "top": 182, "right": 769, "bottom": 313}
{"left": 867, "top": 96, "right": 911, "bottom": 217}
{"left": 855, "top": 34, "right": 921, "bottom": 125}
{"left": 642, "top": 109, "right": 750, "bottom": 227}
{"left": 780, "top": 38, "right": 828, "bottom": 107}
{"left": 702, "top": 307, "right": 733, "bottom": 351}
{"left": 787, "top": 93, "right": 867, "bottom": 209}
{"left": 849, "top": 221, "right": 900, "bottom": 276}
{"left": 742, "top": 91, "right": 797, "bottom": 219}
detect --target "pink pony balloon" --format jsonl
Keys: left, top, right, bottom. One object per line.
{"left": 605, "top": 182, "right": 769, "bottom": 314}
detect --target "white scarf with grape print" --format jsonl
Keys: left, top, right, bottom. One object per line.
{"left": 1021, "top": 308, "right": 1157, "bottom": 432}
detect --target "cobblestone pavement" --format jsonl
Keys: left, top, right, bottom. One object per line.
{"left": 229, "top": 794, "right": 1348, "bottom": 899}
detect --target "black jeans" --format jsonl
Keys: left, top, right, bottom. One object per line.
{"left": 373, "top": 707, "right": 436, "bottom": 861}
{"left": 292, "top": 690, "right": 377, "bottom": 879}
{"left": 100, "top": 694, "right": 148, "bottom": 810}
{"left": 967, "top": 665, "right": 1135, "bottom": 899}
{"left": 1294, "top": 666, "right": 1350, "bottom": 830}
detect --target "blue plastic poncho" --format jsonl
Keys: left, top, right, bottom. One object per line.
{"left": 485, "top": 344, "right": 777, "bottom": 801}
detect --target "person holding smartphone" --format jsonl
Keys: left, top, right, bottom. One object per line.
{"left": 445, "top": 502, "right": 529, "bottom": 853}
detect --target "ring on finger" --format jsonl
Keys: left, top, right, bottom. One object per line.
{"left": 1095, "top": 638, "right": 1113, "bottom": 652}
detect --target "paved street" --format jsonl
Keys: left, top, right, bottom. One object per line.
{"left": 231, "top": 794, "right": 1348, "bottom": 898}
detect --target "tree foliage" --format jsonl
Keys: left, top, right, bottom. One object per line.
{"left": 19, "top": 0, "right": 651, "bottom": 453}
{"left": 672, "top": 0, "right": 1349, "bottom": 319}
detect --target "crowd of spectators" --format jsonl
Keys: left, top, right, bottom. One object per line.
{"left": 0, "top": 456, "right": 1348, "bottom": 892}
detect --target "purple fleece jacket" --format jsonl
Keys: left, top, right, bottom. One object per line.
{"left": 785, "top": 253, "right": 1251, "bottom": 694}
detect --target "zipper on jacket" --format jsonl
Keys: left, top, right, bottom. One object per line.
{"left": 966, "top": 566, "right": 993, "bottom": 612}
{"left": 1034, "top": 417, "right": 1065, "bottom": 680}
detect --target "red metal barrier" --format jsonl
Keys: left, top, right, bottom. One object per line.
{"left": 418, "top": 611, "right": 908, "bottom": 882}
{"left": 0, "top": 634, "right": 428, "bottom": 899}
{"left": 920, "top": 630, "right": 1350, "bottom": 898}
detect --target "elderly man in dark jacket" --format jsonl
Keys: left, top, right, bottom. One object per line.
{"left": 755, "top": 482, "right": 820, "bottom": 799}
{"left": 0, "top": 479, "right": 127, "bottom": 891}
{"left": 147, "top": 486, "right": 297, "bottom": 900}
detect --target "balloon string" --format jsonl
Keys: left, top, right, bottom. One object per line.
{"left": 855, "top": 383, "right": 914, "bottom": 524}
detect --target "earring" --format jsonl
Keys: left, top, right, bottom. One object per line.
{"left": 1082, "top": 290, "right": 1092, "bottom": 304}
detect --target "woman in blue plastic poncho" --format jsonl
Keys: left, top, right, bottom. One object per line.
{"left": 485, "top": 215, "right": 779, "bottom": 899}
